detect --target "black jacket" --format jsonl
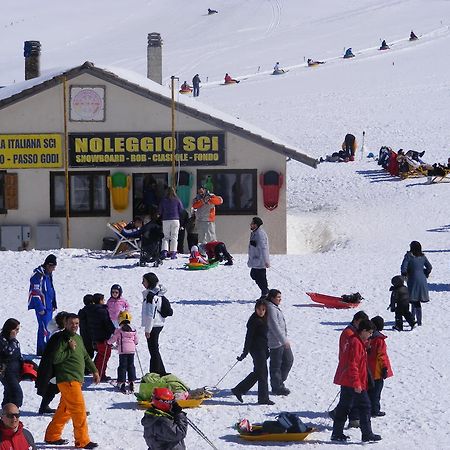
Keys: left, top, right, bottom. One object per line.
{"left": 390, "top": 284, "right": 410, "bottom": 310}
{"left": 88, "top": 304, "right": 115, "bottom": 342}
{"left": 242, "top": 313, "right": 269, "bottom": 357}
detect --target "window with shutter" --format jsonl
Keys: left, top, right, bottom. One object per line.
{"left": 4, "top": 173, "right": 18, "bottom": 210}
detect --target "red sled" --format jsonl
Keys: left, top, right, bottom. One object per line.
{"left": 260, "top": 171, "right": 283, "bottom": 211}
{"left": 306, "top": 292, "right": 360, "bottom": 309}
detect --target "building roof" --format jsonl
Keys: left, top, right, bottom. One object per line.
{"left": 0, "top": 62, "right": 318, "bottom": 168}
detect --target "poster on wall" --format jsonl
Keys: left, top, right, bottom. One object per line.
{"left": 0, "top": 134, "right": 63, "bottom": 169}
{"left": 68, "top": 132, "right": 225, "bottom": 167}
{"left": 70, "top": 86, "right": 105, "bottom": 122}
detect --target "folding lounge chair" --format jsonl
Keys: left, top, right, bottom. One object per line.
{"left": 429, "top": 167, "right": 450, "bottom": 184}
{"left": 400, "top": 156, "right": 430, "bottom": 179}
{"left": 107, "top": 221, "right": 140, "bottom": 257}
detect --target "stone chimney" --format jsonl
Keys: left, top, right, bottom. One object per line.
{"left": 24, "top": 40, "right": 41, "bottom": 80}
{"left": 147, "top": 33, "right": 162, "bottom": 84}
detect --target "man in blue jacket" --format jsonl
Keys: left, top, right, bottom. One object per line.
{"left": 28, "top": 254, "right": 58, "bottom": 355}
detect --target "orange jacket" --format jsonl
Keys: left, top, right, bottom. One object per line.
{"left": 367, "top": 332, "right": 393, "bottom": 380}
{"left": 192, "top": 195, "right": 223, "bottom": 222}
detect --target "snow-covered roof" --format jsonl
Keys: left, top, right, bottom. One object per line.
{"left": 0, "top": 62, "right": 317, "bottom": 168}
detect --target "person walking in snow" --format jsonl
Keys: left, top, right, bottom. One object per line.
{"left": 159, "top": 187, "right": 184, "bottom": 260}
{"left": 389, "top": 275, "right": 416, "bottom": 331}
{"left": 331, "top": 319, "right": 381, "bottom": 443}
{"left": 142, "top": 388, "right": 187, "bottom": 450}
{"left": 247, "top": 217, "right": 270, "bottom": 300}
{"left": 0, "top": 319, "right": 23, "bottom": 409}
{"left": 265, "top": 289, "right": 293, "bottom": 396}
{"left": 192, "top": 74, "right": 201, "bottom": 97}
{"left": 232, "top": 300, "right": 274, "bottom": 405}
{"left": 107, "top": 284, "right": 130, "bottom": 328}
{"left": 107, "top": 311, "right": 138, "bottom": 394}
{"left": 78, "top": 295, "right": 95, "bottom": 358}
{"left": 28, "top": 254, "right": 58, "bottom": 356}
{"left": 400, "top": 241, "right": 432, "bottom": 326}
{"left": 367, "top": 316, "right": 393, "bottom": 418}
{"left": 141, "top": 273, "right": 171, "bottom": 375}
{"left": 192, "top": 186, "right": 223, "bottom": 244}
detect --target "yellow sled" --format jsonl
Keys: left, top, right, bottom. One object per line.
{"left": 138, "top": 398, "right": 205, "bottom": 409}
{"left": 239, "top": 426, "right": 315, "bottom": 442}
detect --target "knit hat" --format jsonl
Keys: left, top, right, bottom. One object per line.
{"left": 143, "top": 273, "right": 159, "bottom": 289}
{"left": 371, "top": 316, "right": 384, "bottom": 332}
{"left": 251, "top": 217, "right": 263, "bottom": 227}
{"left": 44, "top": 254, "right": 57, "bottom": 266}
{"left": 110, "top": 284, "right": 123, "bottom": 297}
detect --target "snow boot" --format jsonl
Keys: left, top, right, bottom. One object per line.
{"left": 231, "top": 388, "right": 243, "bottom": 403}
{"left": 362, "top": 434, "right": 382, "bottom": 442}
{"left": 160, "top": 250, "right": 168, "bottom": 260}
{"left": 170, "top": 251, "right": 177, "bottom": 259}
{"left": 129, "top": 381, "right": 134, "bottom": 393}
{"left": 119, "top": 383, "right": 127, "bottom": 394}
{"left": 331, "top": 434, "right": 350, "bottom": 442}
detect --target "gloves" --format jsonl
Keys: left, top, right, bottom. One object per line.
{"left": 250, "top": 240, "right": 257, "bottom": 247}
{"left": 236, "top": 353, "right": 246, "bottom": 361}
{"left": 171, "top": 402, "right": 183, "bottom": 415}
{"left": 381, "top": 367, "right": 388, "bottom": 379}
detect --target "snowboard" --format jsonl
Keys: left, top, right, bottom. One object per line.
{"left": 306, "top": 292, "right": 361, "bottom": 309}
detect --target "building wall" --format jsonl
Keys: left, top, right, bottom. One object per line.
{"left": 0, "top": 72, "right": 286, "bottom": 253}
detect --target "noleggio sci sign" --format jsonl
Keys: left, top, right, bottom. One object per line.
{"left": 69, "top": 132, "right": 225, "bottom": 167}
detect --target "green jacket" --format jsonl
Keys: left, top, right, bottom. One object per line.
{"left": 53, "top": 331, "right": 97, "bottom": 383}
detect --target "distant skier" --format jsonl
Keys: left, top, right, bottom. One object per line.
{"left": 192, "top": 74, "right": 201, "bottom": 97}
{"left": 379, "top": 40, "right": 389, "bottom": 50}
{"left": 208, "top": 8, "right": 218, "bottom": 15}
{"left": 272, "top": 62, "right": 285, "bottom": 74}
{"left": 343, "top": 48, "right": 355, "bottom": 59}
{"left": 224, "top": 73, "right": 240, "bottom": 84}
{"left": 307, "top": 58, "right": 325, "bottom": 66}
{"left": 409, "top": 30, "right": 418, "bottom": 41}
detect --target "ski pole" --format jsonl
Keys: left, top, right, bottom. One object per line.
{"left": 327, "top": 389, "right": 340, "bottom": 412}
{"left": 360, "top": 130, "right": 365, "bottom": 161}
{"left": 213, "top": 360, "right": 239, "bottom": 389}
{"left": 187, "top": 417, "right": 219, "bottom": 450}
{"left": 135, "top": 347, "right": 145, "bottom": 378}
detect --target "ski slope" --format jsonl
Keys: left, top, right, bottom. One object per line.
{"left": 2, "top": 0, "right": 450, "bottom": 448}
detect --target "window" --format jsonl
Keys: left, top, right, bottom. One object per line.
{"left": 197, "top": 169, "right": 257, "bottom": 215}
{"left": 0, "top": 172, "right": 5, "bottom": 213}
{"left": 132, "top": 173, "right": 168, "bottom": 217}
{"left": 50, "top": 171, "right": 110, "bottom": 217}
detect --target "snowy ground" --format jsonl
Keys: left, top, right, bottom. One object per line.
{"left": 2, "top": 0, "right": 450, "bottom": 448}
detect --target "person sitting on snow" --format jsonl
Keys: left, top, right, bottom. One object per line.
{"left": 208, "top": 8, "right": 218, "bottom": 14}
{"left": 180, "top": 81, "right": 191, "bottom": 92}
{"left": 142, "top": 388, "right": 187, "bottom": 450}
{"left": 189, "top": 245, "right": 208, "bottom": 265}
{"left": 224, "top": 73, "right": 240, "bottom": 84}
{"left": 343, "top": 48, "right": 355, "bottom": 58}
{"left": 409, "top": 30, "right": 418, "bottom": 41}
{"left": 273, "top": 62, "right": 285, "bottom": 74}
{"left": 379, "top": 40, "right": 389, "bottom": 50}
{"left": 307, "top": 58, "right": 325, "bottom": 66}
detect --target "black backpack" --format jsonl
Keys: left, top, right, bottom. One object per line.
{"left": 159, "top": 296, "right": 173, "bottom": 318}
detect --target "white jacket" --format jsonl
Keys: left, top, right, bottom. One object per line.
{"left": 141, "top": 284, "right": 167, "bottom": 333}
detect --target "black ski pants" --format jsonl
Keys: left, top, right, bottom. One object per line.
{"left": 395, "top": 304, "right": 415, "bottom": 330}
{"left": 147, "top": 326, "right": 166, "bottom": 376}
{"left": 368, "top": 379, "right": 384, "bottom": 415}
{"left": 39, "top": 383, "right": 60, "bottom": 411}
{"left": 117, "top": 353, "right": 137, "bottom": 383}
{"left": 214, "top": 243, "right": 233, "bottom": 263}
{"left": 250, "top": 268, "right": 268, "bottom": 298}
{"left": 232, "top": 349, "right": 269, "bottom": 403}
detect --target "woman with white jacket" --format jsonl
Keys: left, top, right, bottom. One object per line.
{"left": 141, "top": 272, "right": 169, "bottom": 375}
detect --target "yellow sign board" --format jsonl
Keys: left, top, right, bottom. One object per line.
{"left": 0, "top": 134, "right": 63, "bottom": 169}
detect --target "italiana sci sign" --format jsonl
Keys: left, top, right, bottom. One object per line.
{"left": 68, "top": 132, "right": 225, "bottom": 167}
{"left": 0, "top": 134, "right": 63, "bottom": 169}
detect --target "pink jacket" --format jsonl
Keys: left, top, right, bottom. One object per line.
{"left": 107, "top": 296, "right": 130, "bottom": 325}
{"left": 107, "top": 327, "right": 138, "bottom": 354}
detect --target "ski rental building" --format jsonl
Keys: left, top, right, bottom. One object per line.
{"left": 0, "top": 40, "right": 317, "bottom": 254}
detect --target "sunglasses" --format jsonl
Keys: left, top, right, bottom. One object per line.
{"left": 5, "top": 413, "right": 20, "bottom": 419}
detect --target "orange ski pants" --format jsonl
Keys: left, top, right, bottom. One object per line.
{"left": 45, "top": 381, "right": 90, "bottom": 447}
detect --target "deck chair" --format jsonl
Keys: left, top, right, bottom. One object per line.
{"left": 107, "top": 221, "right": 140, "bottom": 257}
{"left": 428, "top": 166, "right": 450, "bottom": 184}
{"left": 400, "top": 155, "right": 430, "bottom": 179}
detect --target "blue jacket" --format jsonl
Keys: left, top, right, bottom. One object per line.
{"left": 401, "top": 252, "right": 432, "bottom": 303}
{"left": 28, "top": 266, "right": 57, "bottom": 313}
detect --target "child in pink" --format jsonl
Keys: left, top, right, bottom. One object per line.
{"left": 107, "top": 284, "right": 130, "bottom": 327}
{"left": 189, "top": 245, "right": 208, "bottom": 265}
{"left": 107, "top": 311, "right": 138, "bottom": 394}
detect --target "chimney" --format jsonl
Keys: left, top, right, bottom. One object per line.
{"left": 147, "top": 33, "right": 162, "bottom": 84}
{"left": 24, "top": 40, "right": 41, "bottom": 80}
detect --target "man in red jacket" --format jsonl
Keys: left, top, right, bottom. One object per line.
{"left": 331, "top": 319, "right": 381, "bottom": 443}
{"left": 0, "top": 403, "right": 36, "bottom": 450}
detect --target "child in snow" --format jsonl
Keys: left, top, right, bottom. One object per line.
{"left": 189, "top": 245, "right": 208, "bottom": 265}
{"left": 142, "top": 387, "right": 187, "bottom": 449}
{"left": 107, "top": 311, "right": 138, "bottom": 394}
{"left": 107, "top": 284, "right": 130, "bottom": 327}
{"left": 389, "top": 275, "right": 416, "bottom": 331}
{"left": 224, "top": 73, "right": 240, "bottom": 84}
{"left": 231, "top": 300, "right": 274, "bottom": 405}
{"left": 367, "top": 316, "right": 393, "bottom": 418}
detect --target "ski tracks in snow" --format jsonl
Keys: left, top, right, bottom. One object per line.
{"left": 266, "top": 0, "right": 282, "bottom": 36}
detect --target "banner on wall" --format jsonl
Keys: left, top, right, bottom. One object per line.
{"left": 0, "top": 134, "right": 63, "bottom": 169}
{"left": 68, "top": 132, "right": 225, "bottom": 167}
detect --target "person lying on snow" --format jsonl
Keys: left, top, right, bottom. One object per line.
{"left": 307, "top": 58, "right": 325, "bottom": 66}
{"left": 207, "top": 8, "right": 218, "bottom": 14}
{"left": 224, "top": 73, "right": 240, "bottom": 83}
{"left": 142, "top": 388, "right": 187, "bottom": 450}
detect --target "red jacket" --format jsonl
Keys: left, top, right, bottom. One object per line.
{"left": 338, "top": 324, "right": 357, "bottom": 360}
{"left": 367, "top": 332, "right": 393, "bottom": 380}
{"left": 204, "top": 241, "right": 223, "bottom": 259}
{"left": 334, "top": 334, "right": 369, "bottom": 391}
{"left": 0, "top": 421, "right": 35, "bottom": 450}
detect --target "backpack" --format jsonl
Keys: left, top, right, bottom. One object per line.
{"left": 159, "top": 296, "right": 173, "bottom": 318}
{"left": 276, "top": 412, "right": 308, "bottom": 433}
{"left": 341, "top": 292, "right": 363, "bottom": 304}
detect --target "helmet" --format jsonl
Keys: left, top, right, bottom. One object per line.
{"left": 110, "top": 284, "right": 123, "bottom": 297}
{"left": 152, "top": 387, "right": 175, "bottom": 412}
{"left": 118, "top": 311, "right": 132, "bottom": 325}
